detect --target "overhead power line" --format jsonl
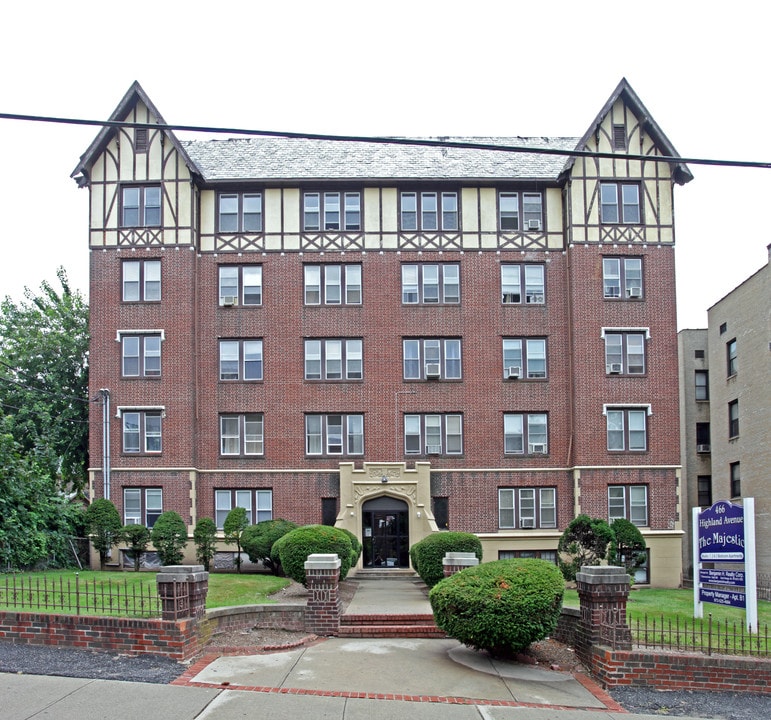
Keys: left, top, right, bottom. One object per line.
{"left": 0, "top": 111, "right": 769, "bottom": 170}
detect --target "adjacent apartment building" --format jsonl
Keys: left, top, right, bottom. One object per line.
{"left": 74, "top": 79, "right": 691, "bottom": 585}
{"left": 679, "top": 246, "right": 771, "bottom": 585}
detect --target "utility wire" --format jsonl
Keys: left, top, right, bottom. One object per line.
{"left": 1, "top": 111, "right": 769, "bottom": 170}
{"left": 0, "top": 367, "right": 90, "bottom": 405}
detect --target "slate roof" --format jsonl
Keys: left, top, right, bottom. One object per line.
{"left": 180, "top": 136, "right": 580, "bottom": 183}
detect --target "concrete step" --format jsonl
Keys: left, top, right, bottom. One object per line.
{"left": 342, "top": 613, "right": 436, "bottom": 626}
{"left": 338, "top": 624, "right": 446, "bottom": 639}
{"left": 351, "top": 568, "right": 418, "bottom": 579}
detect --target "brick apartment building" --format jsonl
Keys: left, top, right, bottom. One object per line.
{"left": 74, "top": 79, "right": 691, "bottom": 585}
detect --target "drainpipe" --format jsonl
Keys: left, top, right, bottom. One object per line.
{"left": 100, "top": 388, "right": 111, "bottom": 501}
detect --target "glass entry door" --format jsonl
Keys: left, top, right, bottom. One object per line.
{"left": 362, "top": 497, "right": 409, "bottom": 568}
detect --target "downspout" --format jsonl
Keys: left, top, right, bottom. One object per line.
{"left": 100, "top": 388, "right": 111, "bottom": 501}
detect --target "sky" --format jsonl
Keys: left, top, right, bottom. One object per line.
{"left": 0, "top": 1, "right": 769, "bottom": 329}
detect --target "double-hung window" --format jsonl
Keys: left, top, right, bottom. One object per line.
{"left": 305, "top": 339, "right": 363, "bottom": 380}
{"left": 502, "top": 338, "right": 547, "bottom": 379}
{"left": 498, "top": 192, "right": 543, "bottom": 231}
{"left": 695, "top": 370, "right": 709, "bottom": 401}
{"left": 404, "top": 414, "right": 463, "bottom": 456}
{"left": 401, "top": 263, "right": 460, "bottom": 304}
{"left": 304, "top": 264, "right": 362, "bottom": 305}
{"left": 606, "top": 406, "right": 648, "bottom": 451}
{"left": 303, "top": 192, "right": 361, "bottom": 231}
{"left": 730, "top": 462, "right": 741, "bottom": 497}
{"left": 121, "top": 409, "right": 162, "bottom": 454}
{"left": 121, "top": 185, "right": 161, "bottom": 227}
{"left": 600, "top": 182, "right": 641, "bottom": 224}
{"left": 217, "top": 193, "right": 263, "bottom": 233}
{"left": 498, "top": 487, "right": 556, "bottom": 529}
{"left": 603, "top": 330, "right": 646, "bottom": 375}
{"left": 122, "top": 259, "right": 160, "bottom": 302}
{"left": 218, "top": 265, "right": 262, "bottom": 306}
{"left": 123, "top": 488, "right": 162, "bottom": 527}
{"left": 602, "top": 257, "right": 643, "bottom": 299}
{"left": 503, "top": 413, "right": 548, "bottom": 454}
{"left": 403, "top": 339, "right": 461, "bottom": 380}
{"left": 121, "top": 333, "right": 162, "bottom": 378}
{"left": 501, "top": 264, "right": 545, "bottom": 304}
{"left": 608, "top": 485, "right": 648, "bottom": 526}
{"left": 728, "top": 399, "right": 739, "bottom": 439}
{"left": 305, "top": 414, "right": 364, "bottom": 456}
{"left": 726, "top": 338, "right": 737, "bottom": 376}
{"left": 400, "top": 192, "right": 458, "bottom": 231}
{"left": 219, "top": 340, "right": 263, "bottom": 381}
{"left": 220, "top": 413, "right": 264, "bottom": 456}
{"left": 215, "top": 489, "right": 272, "bottom": 529}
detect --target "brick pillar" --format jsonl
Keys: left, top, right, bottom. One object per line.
{"left": 304, "top": 554, "right": 342, "bottom": 636}
{"left": 156, "top": 565, "right": 209, "bottom": 620}
{"left": 443, "top": 552, "right": 480, "bottom": 577}
{"left": 575, "top": 566, "right": 633, "bottom": 659}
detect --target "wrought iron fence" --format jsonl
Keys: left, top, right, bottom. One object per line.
{"left": 0, "top": 573, "right": 164, "bottom": 618}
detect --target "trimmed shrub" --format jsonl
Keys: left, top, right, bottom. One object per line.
{"left": 120, "top": 524, "right": 151, "bottom": 571}
{"left": 277, "top": 524, "right": 353, "bottom": 586}
{"left": 430, "top": 558, "right": 564, "bottom": 656}
{"left": 150, "top": 511, "right": 188, "bottom": 566}
{"left": 193, "top": 517, "right": 218, "bottom": 571}
{"left": 608, "top": 518, "right": 647, "bottom": 583}
{"left": 223, "top": 506, "right": 249, "bottom": 573}
{"left": 410, "top": 532, "right": 483, "bottom": 588}
{"left": 339, "top": 527, "right": 362, "bottom": 567}
{"left": 84, "top": 498, "right": 122, "bottom": 569}
{"left": 241, "top": 519, "right": 298, "bottom": 574}
{"left": 270, "top": 531, "right": 291, "bottom": 576}
{"left": 557, "top": 514, "right": 614, "bottom": 581}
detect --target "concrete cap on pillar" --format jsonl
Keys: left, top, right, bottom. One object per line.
{"left": 305, "top": 553, "right": 342, "bottom": 570}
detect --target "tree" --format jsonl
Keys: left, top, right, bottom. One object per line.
{"left": 120, "top": 524, "right": 151, "bottom": 571}
{"left": 557, "top": 514, "right": 614, "bottom": 581}
{"left": 150, "top": 511, "right": 188, "bottom": 566}
{"left": 0, "top": 268, "right": 89, "bottom": 496}
{"left": 608, "top": 518, "right": 647, "bottom": 583}
{"left": 193, "top": 517, "right": 218, "bottom": 571}
{"left": 223, "top": 507, "right": 249, "bottom": 573}
{"left": 84, "top": 498, "right": 122, "bottom": 569}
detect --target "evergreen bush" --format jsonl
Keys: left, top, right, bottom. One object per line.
{"left": 150, "top": 511, "right": 188, "bottom": 566}
{"left": 241, "top": 519, "right": 298, "bottom": 574}
{"left": 339, "top": 527, "right": 362, "bottom": 567}
{"left": 277, "top": 524, "right": 353, "bottom": 586}
{"left": 608, "top": 518, "right": 647, "bottom": 583}
{"left": 120, "top": 524, "right": 150, "bottom": 571}
{"left": 84, "top": 498, "right": 122, "bottom": 569}
{"left": 410, "top": 532, "right": 483, "bottom": 587}
{"left": 557, "top": 514, "right": 614, "bottom": 581}
{"left": 193, "top": 517, "right": 217, "bottom": 571}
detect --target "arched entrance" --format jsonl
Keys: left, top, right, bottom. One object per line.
{"left": 362, "top": 496, "right": 409, "bottom": 568}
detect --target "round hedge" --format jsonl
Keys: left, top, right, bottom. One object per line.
{"left": 338, "top": 527, "right": 362, "bottom": 567}
{"left": 429, "top": 559, "right": 564, "bottom": 656}
{"left": 241, "top": 519, "right": 298, "bottom": 572}
{"left": 277, "top": 524, "right": 353, "bottom": 586}
{"left": 410, "top": 532, "right": 483, "bottom": 587}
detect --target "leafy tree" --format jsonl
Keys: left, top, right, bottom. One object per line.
{"left": 150, "top": 511, "right": 188, "bottom": 566}
{"left": 223, "top": 507, "right": 249, "bottom": 573}
{"left": 608, "top": 518, "right": 647, "bottom": 583}
{"left": 241, "top": 519, "right": 298, "bottom": 574}
{"left": 0, "top": 268, "right": 89, "bottom": 496}
{"left": 120, "top": 524, "right": 151, "bottom": 571}
{"left": 193, "top": 517, "right": 218, "bottom": 571}
{"left": 557, "top": 514, "right": 614, "bottom": 581}
{"left": 84, "top": 498, "right": 122, "bottom": 569}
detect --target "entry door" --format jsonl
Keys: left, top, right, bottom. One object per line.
{"left": 362, "top": 497, "right": 409, "bottom": 568}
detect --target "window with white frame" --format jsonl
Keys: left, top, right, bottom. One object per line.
{"left": 215, "top": 489, "right": 273, "bottom": 529}
{"left": 606, "top": 407, "right": 648, "bottom": 451}
{"left": 121, "top": 334, "right": 162, "bottom": 378}
{"left": 303, "top": 192, "right": 361, "bottom": 231}
{"left": 304, "top": 264, "right": 362, "bottom": 305}
{"left": 502, "top": 338, "right": 547, "bottom": 379}
{"left": 217, "top": 192, "right": 263, "bottom": 233}
{"left": 401, "top": 263, "right": 460, "bottom": 304}
{"left": 403, "top": 339, "right": 461, "bottom": 380}
{"left": 600, "top": 182, "right": 641, "bottom": 224}
{"left": 121, "top": 185, "right": 161, "bottom": 227}
{"left": 498, "top": 191, "right": 544, "bottom": 231}
{"left": 218, "top": 265, "right": 262, "bottom": 306}
{"left": 122, "top": 259, "right": 160, "bottom": 302}
{"left": 219, "top": 340, "right": 263, "bottom": 381}
{"left": 498, "top": 487, "right": 556, "bottom": 529}
{"left": 404, "top": 413, "right": 463, "bottom": 456}
{"left": 123, "top": 488, "right": 163, "bottom": 527}
{"left": 608, "top": 485, "right": 648, "bottom": 526}
{"left": 121, "top": 410, "right": 162, "bottom": 454}
{"left": 503, "top": 413, "right": 548, "bottom": 454}
{"left": 603, "top": 331, "right": 646, "bottom": 375}
{"left": 220, "top": 413, "right": 264, "bottom": 456}
{"left": 602, "top": 257, "right": 643, "bottom": 299}
{"left": 304, "top": 339, "right": 363, "bottom": 380}
{"left": 501, "top": 264, "right": 545, "bottom": 304}
{"left": 305, "top": 414, "right": 364, "bottom": 456}
{"left": 400, "top": 191, "right": 458, "bottom": 231}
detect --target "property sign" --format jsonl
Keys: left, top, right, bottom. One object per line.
{"left": 697, "top": 500, "right": 745, "bottom": 562}
{"left": 699, "top": 568, "right": 745, "bottom": 587}
{"left": 699, "top": 587, "right": 746, "bottom": 608}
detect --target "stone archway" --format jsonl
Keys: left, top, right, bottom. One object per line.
{"left": 361, "top": 496, "right": 409, "bottom": 568}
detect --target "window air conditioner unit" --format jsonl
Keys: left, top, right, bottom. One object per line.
{"left": 526, "top": 294, "right": 544, "bottom": 304}
{"left": 425, "top": 363, "right": 441, "bottom": 378}
{"left": 426, "top": 445, "right": 442, "bottom": 455}
{"left": 529, "top": 443, "right": 546, "bottom": 454}
{"left": 627, "top": 287, "right": 642, "bottom": 298}
{"left": 607, "top": 363, "right": 623, "bottom": 374}
{"left": 221, "top": 296, "right": 237, "bottom": 307}
{"left": 505, "top": 366, "right": 521, "bottom": 380}
{"left": 527, "top": 219, "right": 541, "bottom": 231}
{"left": 697, "top": 444, "right": 711, "bottom": 454}
{"left": 520, "top": 518, "right": 535, "bottom": 529}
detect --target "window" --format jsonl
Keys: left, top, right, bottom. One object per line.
{"left": 121, "top": 185, "right": 161, "bottom": 227}
{"left": 432, "top": 497, "right": 449, "bottom": 530}
{"left": 219, "top": 340, "right": 263, "bottom": 381}
{"left": 499, "top": 549, "right": 557, "bottom": 563}
{"left": 215, "top": 489, "right": 272, "bottom": 529}
{"left": 122, "top": 260, "right": 160, "bottom": 302}
{"left": 501, "top": 264, "right": 545, "bottom": 304}
{"left": 600, "top": 182, "right": 640, "bottom": 224}
{"left": 726, "top": 338, "right": 737, "bottom": 376}
{"left": 305, "top": 339, "right": 363, "bottom": 380}
{"left": 122, "top": 334, "right": 162, "bottom": 378}
{"left": 305, "top": 414, "right": 364, "bottom": 456}
{"left": 503, "top": 413, "right": 548, "bottom": 454}
{"left": 400, "top": 192, "right": 458, "bottom": 231}
{"left": 217, "top": 193, "right": 262, "bottom": 233}
{"left": 695, "top": 349, "right": 705, "bottom": 359}
{"left": 602, "top": 257, "right": 643, "bottom": 299}
{"left": 695, "top": 370, "right": 709, "bottom": 401}
{"left": 697, "top": 476, "right": 712, "bottom": 508}
{"left": 403, "top": 339, "right": 461, "bottom": 380}
{"left": 123, "top": 488, "right": 162, "bottom": 527}
{"left": 218, "top": 265, "right": 262, "bottom": 306}
{"left": 401, "top": 263, "right": 460, "bottom": 304}
{"left": 696, "top": 422, "right": 711, "bottom": 450}
{"left": 304, "top": 264, "right": 362, "bottom": 305}
{"left": 220, "top": 413, "right": 264, "bottom": 456}
{"left": 502, "top": 338, "right": 547, "bottom": 379}
{"left": 730, "top": 462, "right": 741, "bottom": 498}
{"left": 608, "top": 485, "right": 648, "bottom": 526}
{"left": 604, "top": 332, "right": 646, "bottom": 375}
{"left": 122, "top": 410, "right": 162, "bottom": 454}
{"left": 303, "top": 192, "right": 361, "bottom": 231}
{"left": 404, "top": 413, "right": 462, "bottom": 456}
{"left": 498, "top": 192, "right": 543, "bottom": 231}
{"left": 728, "top": 399, "right": 739, "bottom": 439}
{"left": 606, "top": 407, "right": 648, "bottom": 451}
{"left": 498, "top": 487, "right": 556, "bottom": 529}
